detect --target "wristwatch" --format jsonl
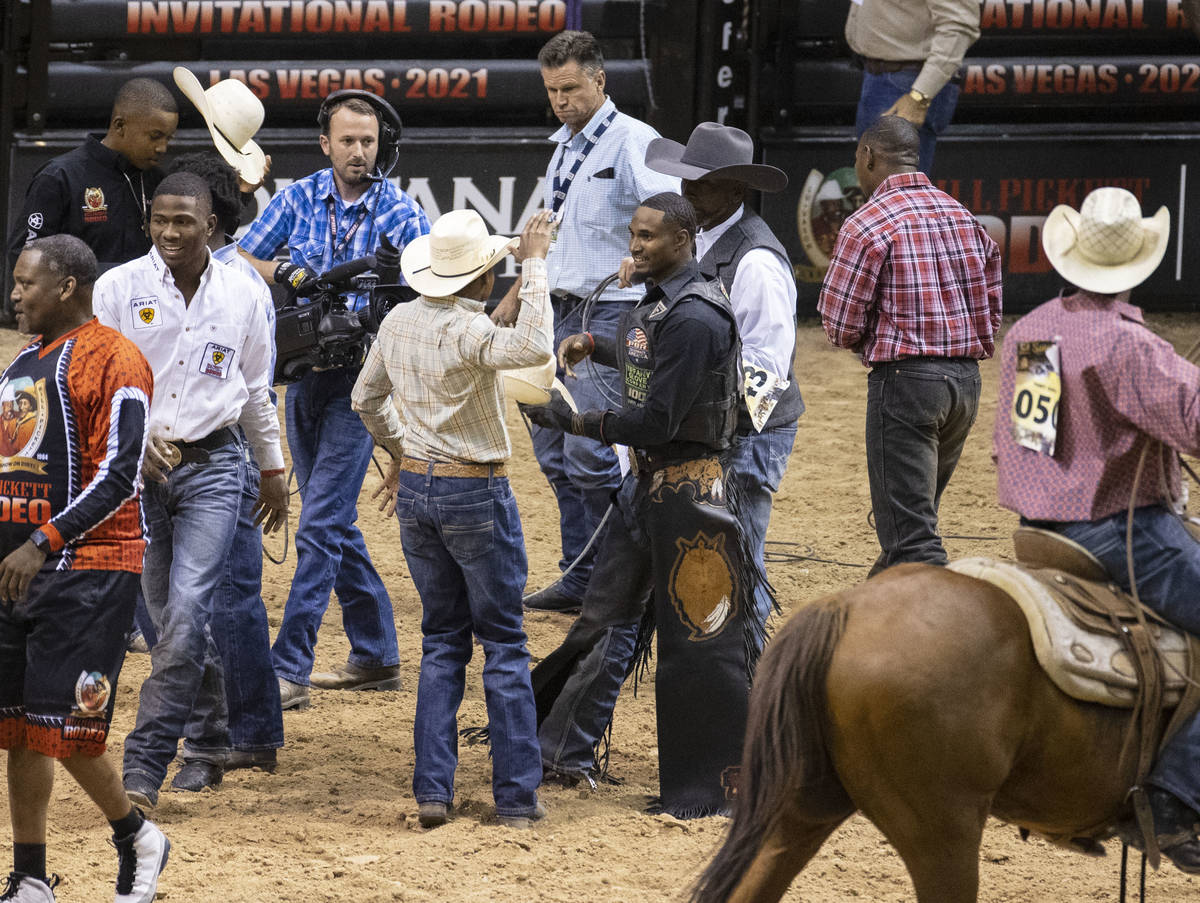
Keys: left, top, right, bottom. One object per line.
{"left": 907, "top": 88, "right": 932, "bottom": 107}
{"left": 30, "top": 528, "right": 52, "bottom": 555}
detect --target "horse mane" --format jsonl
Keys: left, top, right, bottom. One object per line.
{"left": 690, "top": 595, "right": 854, "bottom": 902}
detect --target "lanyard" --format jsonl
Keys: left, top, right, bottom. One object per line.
{"left": 551, "top": 108, "right": 617, "bottom": 215}
{"left": 325, "top": 193, "right": 370, "bottom": 265}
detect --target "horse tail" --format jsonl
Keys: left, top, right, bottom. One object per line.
{"left": 691, "top": 597, "right": 854, "bottom": 903}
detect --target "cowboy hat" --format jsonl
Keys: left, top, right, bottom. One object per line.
{"left": 173, "top": 67, "right": 267, "bottom": 185}
{"left": 1042, "top": 187, "right": 1169, "bottom": 294}
{"left": 401, "top": 209, "right": 516, "bottom": 298}
{"left": 644, "top": 122, "right": 787, "bottom": 192}
{"left": 502, "top": 356, "right": 578, "bottom": 410}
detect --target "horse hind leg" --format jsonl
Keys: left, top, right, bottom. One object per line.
{"left": 724, "top": 807, "right": 848, "bottom": 903}
{"left": 868, "top": 798, "right": 988, "bottom": 903}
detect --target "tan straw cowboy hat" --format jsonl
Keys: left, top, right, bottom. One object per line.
{"left": 644, "top": 122, "right": 787, "bottom": 192}
{"left": 503, "top": 356, "right": 578, "bottom": 410}
{"left": 400, "top": 209, "right": 516, "bottom": 298}
{"left": 173, "top": 67, "right": 268, "bottom": 185}
{"left": 1042, "top": 187, "right": 1169, "bottom": 294}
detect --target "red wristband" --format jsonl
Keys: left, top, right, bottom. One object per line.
{"left": 584, "top": 332, "right": 595, "bottom": 354}
{"left": 260, "top": 468, "right": 286, "bottom": 478}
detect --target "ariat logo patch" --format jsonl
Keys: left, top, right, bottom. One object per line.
{"left": 201, "top": 342, "right": 234, "bottom": 379}
{"left": 668, "top": 531, "right": 737, "bottom": 641}
{"left": 130, "top": 297, "right": 161, "bottom": 329}
{"left": 73, "top": 670, "right": 111, "bottom": 718}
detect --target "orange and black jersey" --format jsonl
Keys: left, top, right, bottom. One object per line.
{"left": 0, "top": 318, "right": 152, "bottom": 572}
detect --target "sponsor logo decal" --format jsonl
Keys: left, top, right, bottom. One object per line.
{"left": 73, "top": 670, "right": 112, "bottom": 718}
{"left": 82, "top": 187, "right": 108, "bottom": 223}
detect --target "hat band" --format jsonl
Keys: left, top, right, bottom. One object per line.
{"left": 212, "top": 119, "right": 252, "bottom": 156}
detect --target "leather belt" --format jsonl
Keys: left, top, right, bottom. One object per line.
{"left": 400, "top": 456, "right": 507, "bottom": 479}
{"left": 172, "top": 426, "right": 239, "bottom": 465}
{"left": 550, "top": 289, "right": 585, "bottom": 308}
{"left": 861, "top": 57, "right": 925, "bottom": 75}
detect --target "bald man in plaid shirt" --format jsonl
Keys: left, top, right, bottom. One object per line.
{"left": 818, "top": 116, "right": 1001, "bottom": 574}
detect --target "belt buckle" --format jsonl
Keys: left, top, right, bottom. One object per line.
{"left": 159, "top": 441, "right": 182, "bottom": 468}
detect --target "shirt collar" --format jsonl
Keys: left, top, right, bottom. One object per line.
{"left": 316, "top": 169, "right": 373, "bottom": 211}
{"left": 549, "top": 97, "right": 617, "bottom": 145}
{"left": 421, "top": 293, "right": 486, "bottom": 313}
{"left": 873, "top": 171, "right": 933, "bottom": 199}
{"left": 698, "top": 205, "right": 745, "bottom": 246}
{"left": 148, "top": 245, "right": 214, "bottom": 289}
{"left": 1059, "top": 287, "right": 1145, "bottom": 324}
{"left": 646, "top": 258, "right": 701, "bottom": 302}
{"left": 85, "top": 134, "right": 138, "bottom": 174}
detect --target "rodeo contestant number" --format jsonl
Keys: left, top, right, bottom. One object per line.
{"left": 405, "top": 67, "right": 488, "bottom": 99}
{"left": 1013, "top": 388, "right": 1057, "bottom": 427}
{"left": 1010, "top": 340, "right": 1061, "bottom": 457}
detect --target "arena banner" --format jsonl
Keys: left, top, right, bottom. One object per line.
{"left": 41, "top": 59, "right": 652, "bottom": 122}
{"left": 784, "top": 56, "right": 1200, "bottom": 122}
{"left": 758, "top": 124, "right": 1200, "bottom": 315}
{"left": 782, "top": 0, "right": 1195, "bottom": 48}
{"left": 50, "top": 0, "right": 647, "bottom": 41}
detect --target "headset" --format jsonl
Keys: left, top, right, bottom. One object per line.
{"left": 317, "top": 89, "right": 402, "bottom": 180}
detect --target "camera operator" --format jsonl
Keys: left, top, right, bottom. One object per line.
{"left": 237, "top": 91, "right": 429, "bottom": 710}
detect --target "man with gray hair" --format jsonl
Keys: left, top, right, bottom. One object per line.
{"left": 494, "top": 30, "right": 677, "bottom": 614}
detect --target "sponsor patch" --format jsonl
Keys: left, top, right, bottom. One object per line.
{"left": 668, "top": 531, "right": 737, "bottom": 641}
{"left": 82, "top": 187, "right": 108, "bottom": 224}
{"left": 130, "top": 297, "right": 161, "bottom": 329}
{"left": 201, "top": 342, "right": 235, "bottom": 379}
{"left": 73, "top": 670, "right": 111, "bottom": 718}
{"left": 27, "top": 212, "right": 43, "bottom": 230}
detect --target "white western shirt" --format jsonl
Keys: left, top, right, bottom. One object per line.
{"left": 696, "top": 205, "right": 797, "bottom": 382}
{"left": 93, "top": 246, "right": 284, "bottom": 471}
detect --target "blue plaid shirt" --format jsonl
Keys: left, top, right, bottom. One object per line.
{"left": 239, "top": 168, "right": 429, "bottom": 310}
{"left": 543, "top": 98, "right": 678, "bottom": 309}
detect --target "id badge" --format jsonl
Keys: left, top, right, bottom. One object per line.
{"left": 743, "top": 362, "right": 787, "bottom": 433}
{"left": 1011, "top": 340, "right": 1061, "bottom": 456}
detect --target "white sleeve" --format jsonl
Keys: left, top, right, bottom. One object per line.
{"left": 237, "top": 280, "right": 285, "bottom": 471}
{"left": 92, "top": 271, "right": 122, "bottom": 331}
{"left": 729, "top": 248, "right": 797, "bottom": 379}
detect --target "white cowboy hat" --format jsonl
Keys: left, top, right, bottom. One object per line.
{"left": 503, "top": 356, "right": 578, "bottom": 410}
{"left": 1042, "top": 187, "right": 1169, "bottom": 294}
{"left": 173, "top": 67, "right": 267, "bottom": 185}
{"left": 401, "top": 209, "right": 516, "bottom": 298}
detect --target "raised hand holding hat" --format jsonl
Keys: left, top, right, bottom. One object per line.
{"left": 173, "top": 67, "right": 268, "bottom": 186}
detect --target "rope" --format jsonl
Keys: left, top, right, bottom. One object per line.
{"left": 638, "top": 0, "right": 656, "bottom": 111}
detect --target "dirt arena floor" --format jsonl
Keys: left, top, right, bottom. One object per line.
{"left": 3, "top": 315, "right": 1200, "bottom": 902}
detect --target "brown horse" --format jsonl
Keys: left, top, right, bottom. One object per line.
{"left": 691, "top": 563, "right": 1157, "bottom": 903}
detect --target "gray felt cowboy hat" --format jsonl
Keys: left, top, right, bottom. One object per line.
{"left": 645, "top": 122, "right": 788, "bottom": 192}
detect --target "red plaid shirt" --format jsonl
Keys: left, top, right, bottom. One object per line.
{"left": 995, "top": 290, "right": 1200, "bottom": 522}
{"left": 818, "top": 172, "right": 1003, "bottom": 365}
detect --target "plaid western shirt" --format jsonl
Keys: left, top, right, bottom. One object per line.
{"left": 995, "top": 290, "right": 1200, "bottom": 522}
{"left": 818, "top": 171, "right": 1002, "bottom": 365}
{"left": 351, "top": 257, "right": 553, "bottom": 464}
{"left": 238, "top": 168, "right": 429, "bottom": 310}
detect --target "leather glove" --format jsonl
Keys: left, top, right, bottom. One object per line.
{"left": 274, "top": 261, "right": 316, "bottom": 294}
{"left": 521, "top": 390, "right": 574, "bottom": 433}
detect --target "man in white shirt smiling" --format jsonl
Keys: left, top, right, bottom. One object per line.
{"left": 92, "top": 171, "right": 288, "bottom": 808}
{"left": 642, "top": 123, "right": 802, "bottom": 645}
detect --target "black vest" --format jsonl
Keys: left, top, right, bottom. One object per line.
{"left": 617, "top": 273, "right": 741, "bottom": 457}
{"left": 699, "top": 211, "right": 805, "bottom": 433}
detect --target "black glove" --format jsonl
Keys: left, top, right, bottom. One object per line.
{"left": 274, "top": 261, "right": 316, "bottom": 294}
{"left": 521, "top": 390, "right": 574, "bottom": 433}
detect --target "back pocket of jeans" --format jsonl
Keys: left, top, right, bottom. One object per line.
{"left": 439, "top": 499, "right": 494, "bottom": 562}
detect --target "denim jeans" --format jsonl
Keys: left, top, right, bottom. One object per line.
{"left": 1051, "top": 506, "right": 1200, "bottom": 814}
{"left": 728, "top": 423, "right": 798, "bottom": 641}
{"left": 856, "top": 69, "right": 962, "bottom": 175}
{"left": 529, "top": 300, "right": 625, "bottom": 600}
{"left": 539, "top": 475, "right": 649, "bottom": 775}
{"left": 865, "top": 358, "right": 980, "bottom": 575}
{"left": 123, "top": 442, "right": 243, "bottom": 788}
{"left": 395, "top": 466, "right": 541, "bottom": 817}
{"left": 209, "top": 446, "right": 284, "bottom": 751}
{"left": 272, "top": 368, "right": 400, "bottom": 684}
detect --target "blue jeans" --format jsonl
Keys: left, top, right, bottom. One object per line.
{"left": 856, "top": 69, "right": 962, "bottom": 175}
{"left": 210, "top": 447, "right": 284, "bottom": 751}
{"left": 123, "top": 442, "right": 243, "bottom": 788}
{"left": 1052, "top": 506, "right": 1200, "bottom": 814}
{"left": 395, "top": 466, "right": 541, "bottom": 816}
{"left": 272, "top": 368, "right": 399, "bottom": 684}
{"left": 529, "top": 301, "right": 624, "bottom": 600}
{"left": 728, "top": 423, "right": 798, "bottom": 640}
{"left": 865, "top": 358, "right": 980, "bottom": 575}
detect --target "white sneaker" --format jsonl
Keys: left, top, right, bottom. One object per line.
{"left": 113, "top": 820, "right": 170, "bottom": 903}
{"left": 0, "top": 873, "right": 58, "bottom": 902}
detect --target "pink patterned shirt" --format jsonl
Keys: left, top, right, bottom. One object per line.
{"left": 994, "top": 290, "right": 1200, "bottom": 522}
{"left": 818, "top": 171, "right": 1002, "bottom": 365}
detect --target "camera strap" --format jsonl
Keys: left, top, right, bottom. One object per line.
{"left": 325, "top": 194, "right": 371, "bottom": 266}
{"left": 551, "top": 108, "right": 617, "bottom": 215}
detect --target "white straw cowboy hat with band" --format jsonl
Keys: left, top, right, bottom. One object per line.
{"left": 644, "top": 122, "right": 788, "bottom": 192}
{"left": 1042, "top": 187, "right": 1170, "bottom": 295}
{"left": 399, "top": 209, "right": 577, "bottom": 409}
{"left": 173, "top": 67, "right": 268, "bottom": 186}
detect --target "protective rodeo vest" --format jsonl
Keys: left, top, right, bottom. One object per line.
{"left": 617, "top": 275, "right": 741, "bottom": 453}
{"left": 699, "top": 211, "right": 805, "bottom": 433}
